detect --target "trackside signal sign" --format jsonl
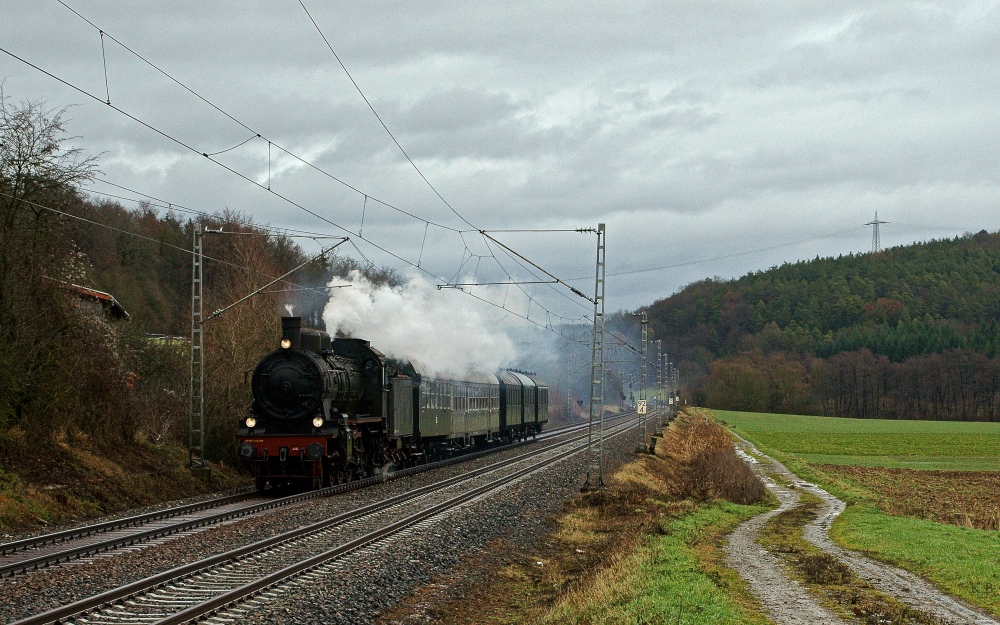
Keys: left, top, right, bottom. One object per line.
{"left": 637, "top": 400, "right": 647, "bottom": 414}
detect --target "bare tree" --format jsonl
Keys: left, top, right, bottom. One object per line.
{"left": 0, "top": 87, "right": 100, "bottom": 438}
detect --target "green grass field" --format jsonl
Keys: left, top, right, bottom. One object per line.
{"left": 715, "top": 409, "right": 1000, "bottom": 470}
{"left": 831, "top": 504, "right": 1000, "bottom": 616}
{"left": 712, "top": 409, "right": 1000, "bottom": 617}
{"left": 540, "top": 502, "right": 773, "bottom": 625}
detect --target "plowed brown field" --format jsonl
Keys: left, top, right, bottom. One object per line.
{"left": 820, "top": 464, "right": 1000, "bottom": 530}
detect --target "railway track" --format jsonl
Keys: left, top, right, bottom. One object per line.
{"left": 11, "top": 415, "right": 643, "bottom": 625}
{"left": 0, "top": 414, "right": 632, "bottom": 579}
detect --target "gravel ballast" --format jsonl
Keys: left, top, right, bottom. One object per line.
{"left": 225, "top": 422, "right": 641, "bottom": 625}
{"left": 0, "top": 425, "right": 608, "bottom": 622}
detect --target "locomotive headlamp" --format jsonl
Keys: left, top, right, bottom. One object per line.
{"left": 280, "top": 338, "right": 292, "bottom": 349}
{"left": 245, "top": 417, "right": 257, "bottom": 428}
{"left": 312, "top": 416, "right": 324, "bottom": 428}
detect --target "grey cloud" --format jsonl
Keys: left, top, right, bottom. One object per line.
{"left": 3, "top": 0, "right": 999, "bottom": 312}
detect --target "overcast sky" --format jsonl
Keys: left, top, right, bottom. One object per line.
{"left": 2, "top": 1, "right": 998, "bottom": 325}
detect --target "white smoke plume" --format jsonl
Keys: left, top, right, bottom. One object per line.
{"left": 323, "top": 270, "right": 519, "bottom": 376}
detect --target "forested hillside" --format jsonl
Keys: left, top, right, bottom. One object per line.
{"left": 647, "top": 232, "right": 1000, "bottom": 421}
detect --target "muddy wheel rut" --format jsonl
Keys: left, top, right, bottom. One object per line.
{"left": 726, "top": 432, "right": 1000, "bottom": 625}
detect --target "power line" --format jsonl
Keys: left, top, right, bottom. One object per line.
{"left": 567, "top": 226, "right": 864, "bottom": 280}
{"left": 484, "top": 236, "right": 595, "bottom": 313}
{"left": 472, "top": 228, "right": 597, "bottom": 233}
{"left": 204, "top": 239, "right": 347, "bottom": 322}
{"left": 297, "top": 0, "right": 475, "bottom": 230}
{"left": 53, "top": 5, "right": 584, "bottom": 328}
{"left": 481, "top": 231, "right": 594, "bottom": 302}
{"left": 52, "top": 0, "right": 595, "bottom": 331}
{"left": 2, "top": 25, "right": 590, "bottom": 342}
{"left": 293, "top": 1, "right": 596, "bottom": 318}
{"left": 52, "top": 0, "right": 462, "bottom": 234}
{"left": 0, "top": 190, "right": 343, "bottom": 296}
{"left": 86, "top": 186, "right": 341, "bottom": 239}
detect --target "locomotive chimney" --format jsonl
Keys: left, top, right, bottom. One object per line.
{"left": 282, "top": 316, "right": 302, "bottom": 348}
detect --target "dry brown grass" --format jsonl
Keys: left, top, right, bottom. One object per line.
{"left": 0, "top": 428, "right": 246, "bottom": 531}
{"left": 658, "top": 413, "right": 768, "bottom": 505}
{"left": 380, "top": 411, "right": 769, "bottom": 625}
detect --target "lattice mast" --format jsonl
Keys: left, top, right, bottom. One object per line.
{"left": 656, "top": 339, "right": 663, "bottom": 424}
{"left": 866, "top": 211, "right": 888, "bottom": 253}
{"left": 189, "top": 224, "right": 207, "bottom": 470}
{"left": 639, "top": 311, "right": 648, "bottom": 450}
{"left": 584, "top": 223, "right": 607, "bottom": 489}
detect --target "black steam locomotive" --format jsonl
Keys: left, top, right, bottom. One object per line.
{"left": 237, "top": 317, "right": 548, "bottom": 489}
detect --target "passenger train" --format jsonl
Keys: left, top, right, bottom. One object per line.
{"left": 237, "top": 317, "right": 548, "bottom": 489}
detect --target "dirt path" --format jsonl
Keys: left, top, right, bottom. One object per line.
{"left": 731, "top": 434, "right": 1000, "bottom": 625}
{"left": 725, "top": 449, "right": 845, "bottom": 624}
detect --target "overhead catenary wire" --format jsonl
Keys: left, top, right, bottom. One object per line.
{"left": 87, "top": 179, "right": 350, "bottom": 240}
{"left": 484, "top": 236, "right": 594, "bottom": 314}
{"left": 0, "top": 189, "right": 345, "bottom": 297}
{"left": 2, "top": 20, "right": 590, "bottom": 342}
{"left": 568, "top": 225, "right": 865, "bottom": 280}
{"left": 58, "top": 10, "right": 582, "bottom": 332}
{"left": 52, "top": 0, "right": 462, "bottom": 233}
{"left": 297, "top": 0, "right": 475, "bottom": 231}
{"left": 49, "top": 0, "right": 593, "bottom": 330}
{"left": 88, "top": 188, "right": 341, "bottom": 239}
{"left": 98, "top": 29, "right": 109, "bottom": 104}
{"left": 204, "top": 239, "right": 348, "bottom": 322}
{"left": 204, "top": 134, "right": 259, "bottom": 157}
{"left": 481, "top": 231, "right": 594, "bottom": 303}
{"left": 293, "top": 0, "right": 596, "bottom": 316}
{"left": 439, "top": 280, "right": 557, "bottom": 288}
{"left": 475, "top": 228, "right": 598, "bottom": 233}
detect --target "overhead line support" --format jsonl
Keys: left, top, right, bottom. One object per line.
{"left": 189, "top": 224, "right": 208, "bottom": 476}
{"left": 639, "top": 311, "right": 649, "bottom": 452}
{"left": 583, "top": 223, "right": 606, "bottom": 490}
{"left": 480, "top": 231, "right": 595, "bottom": 303}
{"left": 188, "top": 229, "right": 347, "bottom": 477}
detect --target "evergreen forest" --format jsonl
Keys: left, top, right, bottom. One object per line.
{"left": 646, "top": 232, "right": 1000, "bottom": 421}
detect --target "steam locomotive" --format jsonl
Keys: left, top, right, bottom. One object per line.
{"left": 237, "top": 317, "right": 548, "bottom": 490}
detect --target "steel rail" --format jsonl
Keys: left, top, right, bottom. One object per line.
{"left": 159, "top": 415, "right": 651, "bottom": 625}
{"left": 11, "top": 418, "right": 638, "bottom": 625}
{"left": 0, "top": 417, "right": 618, "bottom": 578}
{"left": 0, "top": 492, "right": 252, "bottom": 557}
{"left": 163, "top": 443, "right": 592, "bottom": 624}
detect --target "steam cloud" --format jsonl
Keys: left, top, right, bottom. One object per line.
{"left": 323, "top": 270, "right": 519, "bottom": 376}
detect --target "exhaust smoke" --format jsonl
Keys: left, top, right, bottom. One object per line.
{"left": 323, "top": 270, "right": 519, "bottom": 376}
